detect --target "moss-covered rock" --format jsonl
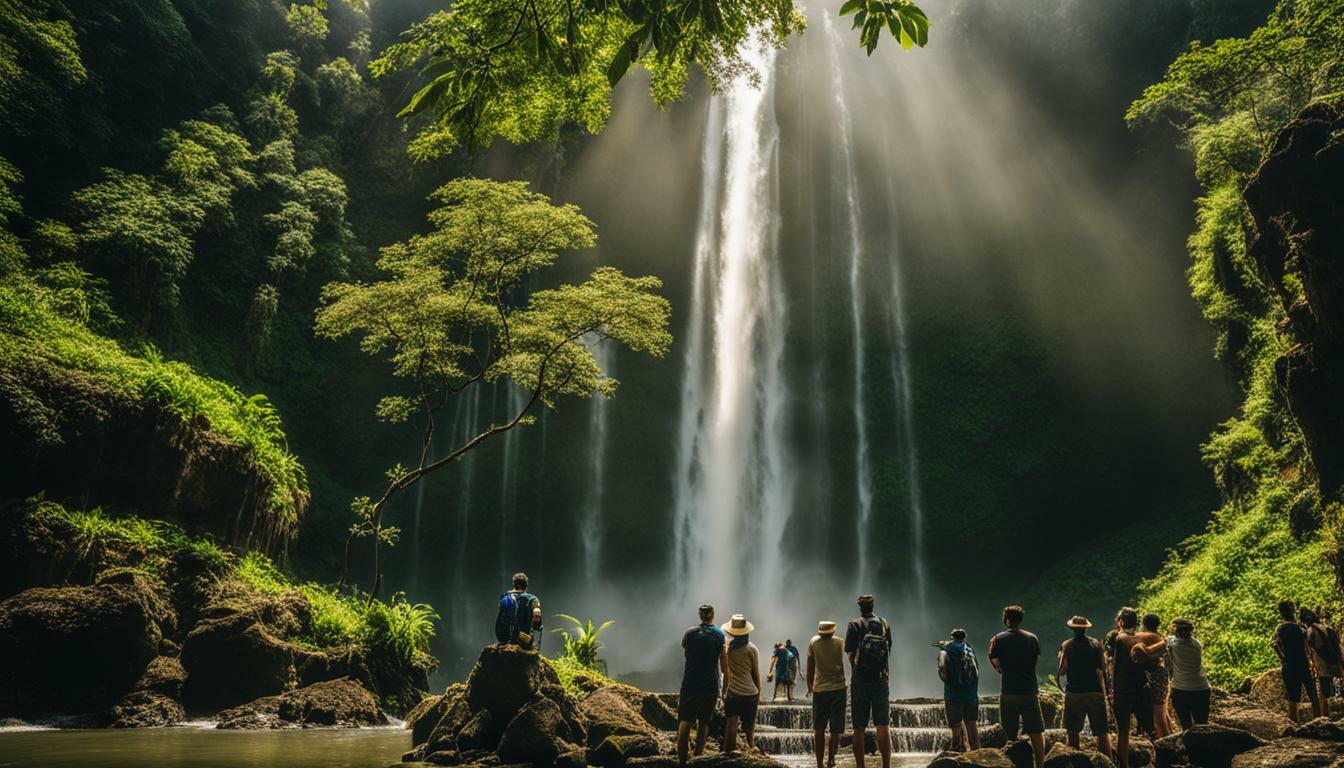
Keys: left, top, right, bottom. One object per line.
{"left": 215, "top": 678, "right": 385, "bottom": 729}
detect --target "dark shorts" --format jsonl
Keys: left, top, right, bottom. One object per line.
{"left": 851, "top": 677, "right": 891, "bottom": 729}
{"left": 1063, "top": 692, "right": 1107, "bottom": 735}
{"left": 813, "top": 688, "right": 846, "bottom": 733}
{"left": 1114, "top": 688, "right": 1156, "bottom": 735}
{"left": 775, "top": 670, "right": 795, "bottom": 685}
{"left": 678, "top": 693, "right": 717, "bottom": 724}
{"left": 999, "top": 693, "right": 1045, "bottom": 739}
{"left": 944, "top": 698, "right": 979, "bottom": 727}
{"left": 1284, "top": 666, "right": 1320, "bottom": 704}
{"left": 724, "top": 694, "right": 759, "bottom": 728}
{"left": 1169, "top": 688, "right": 1211, "bottom": 730}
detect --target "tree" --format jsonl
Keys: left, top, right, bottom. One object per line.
{"left": 314, "top": 178, "right": 671, "bottom": 597}
{"left": 371, "top": 0, "right": 928, "bottom": 159}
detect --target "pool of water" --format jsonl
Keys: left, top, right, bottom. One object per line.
{"left": 0, "top": 726, "right": 409, "bottom": 768}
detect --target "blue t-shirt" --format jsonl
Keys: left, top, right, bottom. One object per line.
{"left": 941, "top": 641, "right": 979, "bottom": 703}
{"left": 681, "top": 623, "right": 726, "bottom": 695}
{"left": 773, "top": 647, "right": 794, "bottom": 678}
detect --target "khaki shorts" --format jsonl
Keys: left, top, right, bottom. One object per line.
{"left": 1064, "top": 691, "right": 1107, "bottom": 735}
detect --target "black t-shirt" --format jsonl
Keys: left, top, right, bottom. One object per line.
{"left": 989, "top": 628, "right": 1040, "bottom": 695}
{"left": 1277, "top": 622, "right": 1310, "bottom": 670}
{"left": 844, "top": 614, "right": 892, "bottom": 681}
{"left": 1062, "top": 636, "right": 1104, "bottom": 694}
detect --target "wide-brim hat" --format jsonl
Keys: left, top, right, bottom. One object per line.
{"left": 723, "top": 614, "right": 754, "bottom": 636}
{"left": 818, "top": 620, "right": 837, "bottom": 635}
{"left": 1066, "top": 615, "right": 1092, "bottom": 629}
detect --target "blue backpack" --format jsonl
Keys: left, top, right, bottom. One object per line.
{"left": 495, "top": 591, "right": 538, "bottom": 648}
{"left": 944, "top": 641, "right": 979, "bottom": 689}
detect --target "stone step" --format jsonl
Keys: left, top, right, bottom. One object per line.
{"left": 754, "top": 701, "right": 1000, "bottom": 730}
{"left": 750, "top": 727, "right": 954, "bottom": 755}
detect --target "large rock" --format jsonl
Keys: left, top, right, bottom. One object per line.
{"left": 1174, "top": 724, "right": 1265, "bottom": 768}
{"left": 1230, "top": 737, "right": 1344, "bottom": 768}
{"left": 456, "top": 709, "right": 501, "bottom": 753}
{"left": 0, "top": 577, "right": 170, "bottom": 718}
{"left": 496, "top": 698, "right": 580, "bottom": 764}
{"left": 467, "top": 645, "right": 548, "bottom": 722}
{"left": 215, "top": 678, "right": 384, "bottom": 729}
{"left": 580, "top": 686, "right": 656, "bottom": 748}
{"left": 1287, "top": 717, "right": 1344, "bottom": 742}
{"left": 597, "top": 684, "right": 680, "bottom": 732}
{"left": 407, "top": 692, "right": 451, "bottom": 746}
{"left": 1042, "top": 743, "right": 1116, "bottom": 768}
{"left": 1211, "top": 705, "right": 1293, "bottom": 742}
{"left": 1246, "top": 671, "right": 1286, "bottom": 714}
{"left": 927, "top": 748, "right": 1016, "bottom": 768}
{"left": 1004, "top": 740, "right": 1037, "bottom": 768}
{"left": 109, "top": 690, "right": 186, "bottom": 728}
{"left": 180, "top": 608, "right": 300, "bottom": 712}
{"left": 135, "top": 656, "right": 187, "bottom": 698}
{"left": 590, "top": 734, "right": 661, "bottom": 767}
{"left": 424, "top": 688, "right": 475, "bottom": 754}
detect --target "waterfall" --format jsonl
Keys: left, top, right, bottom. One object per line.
{"left": 819, "top": 10, "right": 874, "bottom": 585}
{"left": 580, "top": 340, "right": 614, "bottom": 588}
{"left": 449, "top": 384, "right": 483, "bottom": 646}
{"left": 671, "top": 37, "right": 791, "bottom": 610}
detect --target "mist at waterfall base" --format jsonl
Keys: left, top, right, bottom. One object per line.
{"left": 368, "top": 0, "right": 1240, "bottom": 695}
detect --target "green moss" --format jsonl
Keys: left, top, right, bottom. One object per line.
{"left": 544, "top": 653, "right": 617, "bottom": 699}
{"left": 0, "top": 273, "right": 308, "bottom": 540}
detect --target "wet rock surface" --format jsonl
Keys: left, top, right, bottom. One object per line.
{"left": 214, "top": 677, "right": 385, "bottom": 729}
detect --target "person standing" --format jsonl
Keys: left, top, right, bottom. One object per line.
{"left": 722, "top": 614, "right": 761, "bottom": 753}
{"left": 1165, "top": 618, "right": 1211, "bottom": 730}
{"left": 494, "top": 572, "right": 542, "bottom": 649}
{"left": 845, "top": 594, "right": 893, "bottom": 768}
{"left": 938, "top": 628, "right": 981, "bottom": 752}
{"left": 1057, "top": 615, "right": 1111, "bottom": 758}
{"left": 1272, "top": 600, "right": 1322, "bottom": 722}
{"left": 677, "top": 604, "right": 728, "bottom": 767}
{"left": 988, "top": 605, "right": 1044, "bottom": 768}
{"left": 786, "top": 639, "right": 802, "bottom": 700}
{"left": 1304, "top": 608, "right": 1343, "bottom": 711}
{"left": 1111, "top": 608, "right": 1165, "bottom": 768}
{"left": 807, "top": 621, "right": 848, "bottom": 768}
{"left": 1142, "top": 613, "right": 1173, "bottom": 738}
{"left": 769, "top": 642, "right": 795, "bottom": 701}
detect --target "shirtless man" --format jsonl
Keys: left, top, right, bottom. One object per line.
{"left": 1110, "top": 608, "right": 1166, "bottom": 768}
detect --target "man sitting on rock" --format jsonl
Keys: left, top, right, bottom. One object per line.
{"left": 677, "top": 604, "right": 727, "bottom": 767}
{"left": 494, "top": 572, "right": 542, "bottom": 650}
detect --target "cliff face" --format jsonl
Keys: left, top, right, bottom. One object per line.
{"left": 1244, "top": 101, "right": 1344, "bottom": 503}
{"left": 0, "top": 357, "right": 291, "bottom": 553}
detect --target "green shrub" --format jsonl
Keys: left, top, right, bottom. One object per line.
{"left": 362, "top": 592, "right": 439, "bottom": 667}
{"left": 544, "top": 653, "right": 617, "bottom": 699}
{"left": 551, "top": 615, "right": 614, "bottom": 673}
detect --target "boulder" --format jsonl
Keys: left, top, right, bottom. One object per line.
{"left": 180, "top": 609, "right": 299, "bottom": 712}
{"left": 628, "top": 754, "right": 787, "bottom": 768}
{"left": 215, "top": 678, "right": 384, "bottom": 729}
{"left": 496, "top": 697, "right": 580, "bottom": 764}
{"left": 296, "top": 645, "right": 374, "bottom": 690}
{"left": 457, "top": 710, "right": 501, "bottom": 753}
{"left": 556, "top": 748, "right": 589, "bottom": 768}
{"left": 1247, "top": 670, "right": 1285, "bottom": 713}
{"left": 1042, "top": 743, "right": 1116, "bottom": 768}
{"left": 135, "top": 656, "right": 187, "bottom": 698}
{"left": 596, "top": 684, "right": 680, "bottom": 732}
{"left": 424, "top": 691, "right": 474, "bottom": 754}
{"left": 0, "top": 577, "right": 169, "bottom": 718}
{"left": 1286, "top": 717, "right": 1344, "bottom": 741}
{"left": 1211, "top": 705, "right": 1293, "bottom": 742}
{"left": 581, "top": 686, "right": 656, "bottom": 747}
{"left": 425, "top": 750, "right": 460, "bottom": 765}
{"left": 467, "top": 646, "right": 548, "bottom": 723}
{"left": 1230, "top": 737, "right": 1344, "bottom": 768}
{"left": 1153, "top": 734, "right": 1185, "bottom": 768}
{"left": 108, "top": 690, "right": 186, "bottom": 728}
{"left": 1004, "top": 739, "right": 1037, "bottom": 768}
{"left": 927, "top": 748, "right": 1016, "bottom": 768}
{"left": 978, "top": 724, "right": 1007, "bottom": 749}
{"left": 590, "top": 734, "right": 661, "bottom": 767}
{"left": 407, "top": 693, "right": 450, "bottom": 746}
{"left": 1177, "top": 724, "right": 1265, "bottom": 768}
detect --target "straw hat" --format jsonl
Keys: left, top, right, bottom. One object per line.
{"left": 723, "top": 614, "right": 754, "bottom": 636}
{"left": 818, "top": 620, "right": 837, "bottom": 635}
{"left": 1066, "top": 615, "right": 1092, "bottom": 630}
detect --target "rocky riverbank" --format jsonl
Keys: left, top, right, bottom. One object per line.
{"left": 0, "top": 499, "right": 430, "bottom": 728}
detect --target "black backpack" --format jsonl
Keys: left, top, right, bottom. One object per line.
{"left": 685, "top": 624, "right": 724, "bottom": 663}
{"left": 944, "top": 642, "right": 978, "bottom": 689}
{"left": 857, "top": 617, "right": 890, "bottom": 674}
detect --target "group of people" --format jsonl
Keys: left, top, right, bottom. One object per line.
{"left": 495, "top": 576, "right": 1344, "bottom": 768}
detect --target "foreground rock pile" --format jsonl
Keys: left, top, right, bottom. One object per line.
{"left": 401, "top": 646, "right": 784, "bottom": 768}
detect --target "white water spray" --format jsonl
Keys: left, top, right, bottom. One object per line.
{"left": 580, "top": 340, "right": 614, "bottom": 589}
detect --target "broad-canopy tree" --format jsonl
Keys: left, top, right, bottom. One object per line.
{"left": 314, "top": 178, "right": 672, "bottom": 596}
{"left": 372, "top": 0, "right": 928, "bottom": 159}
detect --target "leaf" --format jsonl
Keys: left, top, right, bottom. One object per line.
{"left": 839, "top": 0, "right": 864, "bottom": 16}
{"left": 606, "top": 42, "right": 633, "bottom": 86}
{"left": 399, "top": 75, "right": 453, "bottom": 118}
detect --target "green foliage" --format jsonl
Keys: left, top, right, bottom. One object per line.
{"left": 551, "top": 614, "right": 615, "bottom": 672}
{"left": 362, "top": 592, "right": 440, "bottom": 667}
{"left": 0, "top": 270, "right": 309, "bottom": 539}
{"left": 545, "top": 653, "right": 618, "bottom": 699}
{"left": 0, "top": 0, "right": 85, "bottom": 134}
{"left": 1131, "top": 0, "right": 1344, "bottom": 687}
{"left": 839, "top": 0, "right": 928, "bottom": 55}
{"left": 286, "top": 2, "right": 329, "bottom": 46}
{"left": 370, "top": 0, "right": 820, "bottom": 158}
{"left": 29, "top": 498, "right": 229, "bottom": 576}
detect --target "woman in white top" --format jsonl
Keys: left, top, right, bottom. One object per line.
{"left": 721, "top": 614, "right": 761, "bottom": 752}
{"left": 1165, "top": 617, "right": 1211, "bottom": 730}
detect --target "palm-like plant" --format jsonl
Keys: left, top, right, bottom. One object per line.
{"left": 552, "top": 614, "right": 615, "bottom": 673}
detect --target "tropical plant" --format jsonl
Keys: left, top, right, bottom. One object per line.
{"left": 552, "top": 614, "right": 615, "bottom": 673}
{"left": 362, "top": 592, "right": 440, "bottom": 667}
{"left": 315, "top": 177, "right": 671, "bottom": 598}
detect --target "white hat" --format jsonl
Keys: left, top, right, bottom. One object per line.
{"left": 723, "top": 614, "right": 754, "bottom": 637}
